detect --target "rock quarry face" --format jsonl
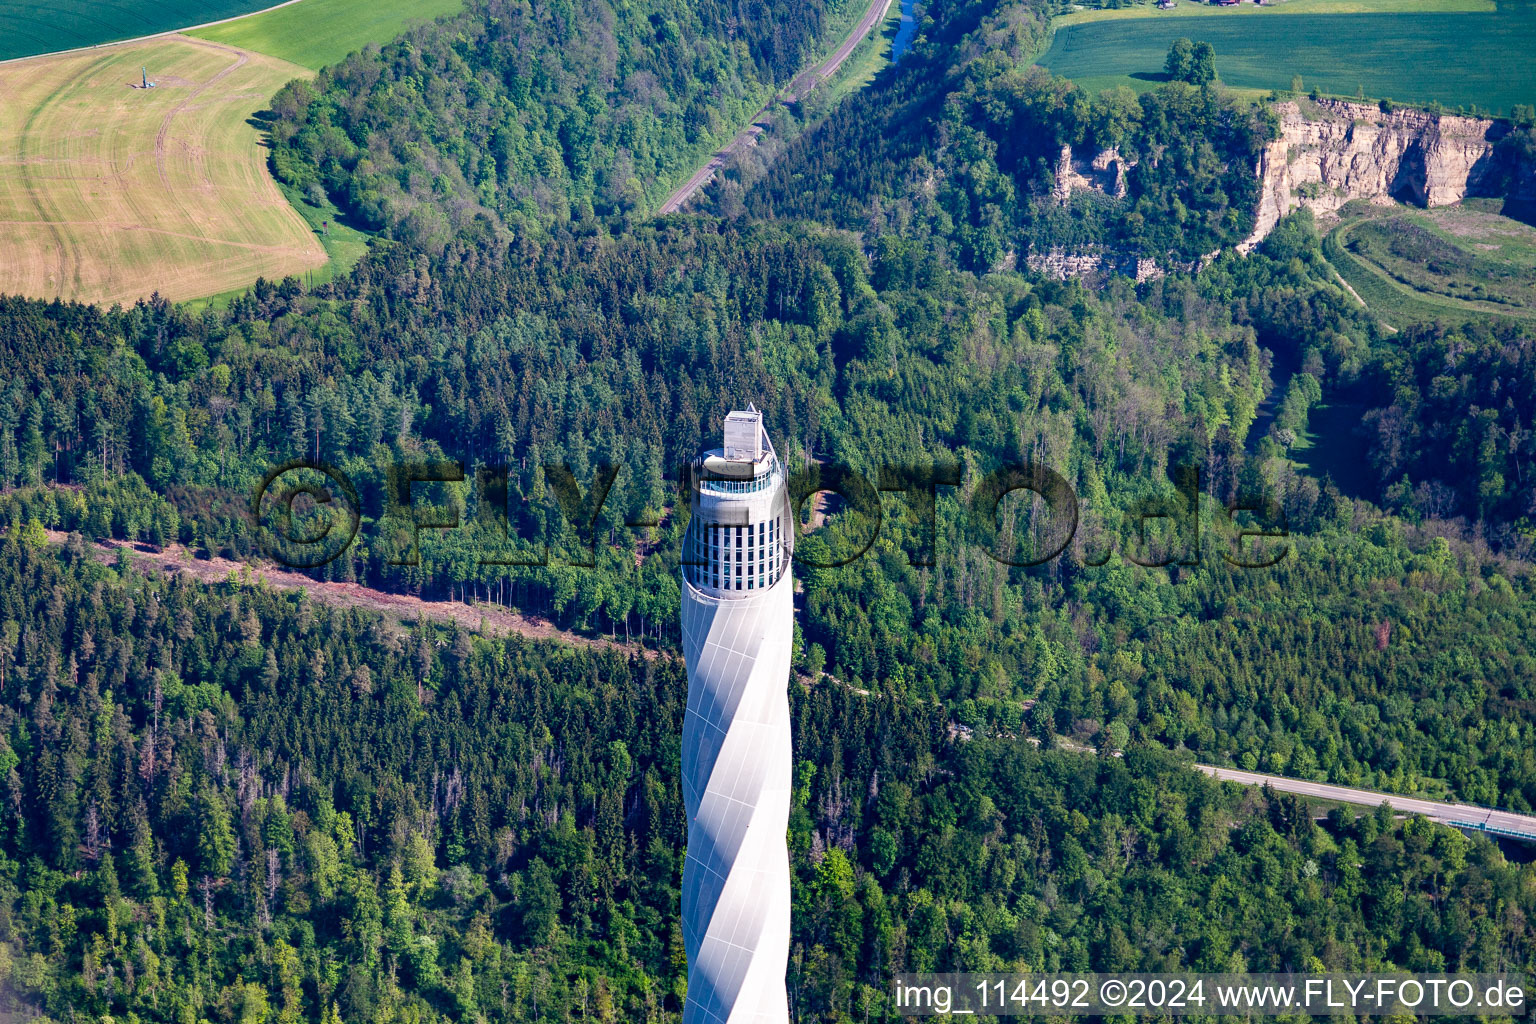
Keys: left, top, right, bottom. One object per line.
{"left": 1239, "top": 99, "right": 1509, "bottom": 251}
{"left": 1032, "top": 99, "right": 1529, "bottom": 279}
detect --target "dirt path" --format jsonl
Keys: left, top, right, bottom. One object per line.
{"left": 1333, "top": 267, "right": 1366, "bottom": 307}
{"left": 0, "top": 220, "right": 319, "bottom": 255}
{"left": 657, "top": 0, "right": 894, "bottom": 214}
{"left": 48, "top": 530, "right": 656, "bottom": 659}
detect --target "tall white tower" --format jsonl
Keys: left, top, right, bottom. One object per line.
{"left": 680, "top": 406, "right": 794, "bottom": 1024}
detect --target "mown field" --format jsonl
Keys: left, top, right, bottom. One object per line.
{"left": 0, "top": 0, "right": 271, "bottom": 61}
{"left": 0, "top": 36, "right": 327, "bottom": 306}
{"left": 1038, "top": 2, "right": 1536, "bottom": 114}
{"left": 188, "top": 0, "right": 463, "bottom": 70}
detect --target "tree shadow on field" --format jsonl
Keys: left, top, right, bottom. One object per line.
{"left": 245, "top": 106, "right": 375, "bottom": 245}
{"left": 1500, "top": 197, "right": 1536, "bottom": 230}
{"left": 1130, "top": 71, "right": 1173, "bottom": 83}
{"left": 247, "top": 109, "right": 284, "bottom": 165}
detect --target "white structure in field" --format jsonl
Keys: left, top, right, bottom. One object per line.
{"left": 680, "top": 406, "right": 794, "bottom": 1024}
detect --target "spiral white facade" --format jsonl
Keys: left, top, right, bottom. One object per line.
{"left": 680, "top": 408, "right": 794, "bottom": 1024}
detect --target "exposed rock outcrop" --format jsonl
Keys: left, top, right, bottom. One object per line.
{"left": 1093, "top": 147, "right": 1129, "bottom": 199}
{"left": 1035, "top": 101, "right": 1532, "bottom": 280}
{"left": 1027, "top": 246, "right": 1118, "bottom": 280}
{"left": 1024, "top": 247, "right": 1185, "bottom": 283}
{"left": 1239, "top": 99, "right": 1513, "bottom": 251}
{"left": 1052, "top": 144, "right": 1075, "bottom": 205}
{"left": 1054, "top": 144, "right": 1129, "bottom": 205}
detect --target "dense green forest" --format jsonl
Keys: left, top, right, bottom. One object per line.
{"left": 737, "top": 0, "right": 1275, "bottom": 268}
{"left": 6, "top": 0, "right": 1536, "bottom": 1018}
{"left": 5, "top": 205, "right": 1536, "bottom": 822}
{"left": 1359, "top": 319, "right": 1536, "bottom": 531}
{"left": 3, "top": 208, "right": 1536, "bottom": 810}
{"left": 267, "top": 0, "right": 864, "bottom": 243}
{"left": 0, "top": 542, "right": 1533, "bottom": 1023}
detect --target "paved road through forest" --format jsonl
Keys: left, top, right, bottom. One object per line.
{"left": 1197, "top": 764, "right": 1536, "bottom": 841}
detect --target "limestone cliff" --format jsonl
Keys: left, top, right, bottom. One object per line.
{"left": 1024, "top": 247, "right": 1163, "bottom": 282}
{"left": 1034, "top": 100, "right": 1530, "bottom": 279}
{"left": 1239, "top": 99, "right": 1511, "bottom": 251}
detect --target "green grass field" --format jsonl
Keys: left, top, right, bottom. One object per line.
{"left": 1052, "top": 0, "right": 1491, "bottom": 30}
{"left": 188, "top": 0, "right": 463, "bottom": 70}
{"left": 1289, "top": 400, "right": 1373, "bottom": 495}
{"left": 0, "top": 0, "right": 274, "bottom": 61}
{"left": 1038, "top": 1, "right": 1536, "bottom": 114}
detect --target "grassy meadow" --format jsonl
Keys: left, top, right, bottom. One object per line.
{"left": 1345, "top": 204, "right": 1536, "bottom": 312}
{"left": 817, "top": 0, "right": 906, "bottom": 107}
{"left": 187, "top": 0, "right": 464, "bottom": 70}
{"left": 0, "top": 0, "right": 272, "bottom": 61}
{"left": 1037, "top": 0, "right": 1536, "bottom": 114}
{"left": 0, "top": 37, "right": 327, "bottom": 306}
{"left": 1051, "top": 0, "right": 1493, "bottom": 29}
{"left": 1322, "top": 201, "right": 1536, "bottom": 329}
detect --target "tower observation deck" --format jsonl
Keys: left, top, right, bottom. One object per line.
{"left": 679, "top": 406, "right": 794, "bottom": 1024}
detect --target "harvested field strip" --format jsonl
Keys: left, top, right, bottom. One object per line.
{"left": 0, "top": 36, "right": 326, "bottom": 306}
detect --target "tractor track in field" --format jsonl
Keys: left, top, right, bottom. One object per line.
{"left": 0, "top": 218, "right": 316, "bottom": 253}
{"left": 14, "top": 51, "right": 117, "bottom": 296}
{"left": 155, "top": 35, "right": 248, "bottom": 192}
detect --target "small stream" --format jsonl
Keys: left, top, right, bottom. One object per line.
{"left": 892, "top": 0, "right": 917, "bottom": 60}
{"left": 1245, "top": 355, "right": 1294, "bottom": 450}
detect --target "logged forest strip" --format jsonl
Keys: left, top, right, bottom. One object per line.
{"left": 45, "top": 531, "right": 656, "bottom": 659}
{"left": 37, "top": 531, "right": 889, "bottom": 695}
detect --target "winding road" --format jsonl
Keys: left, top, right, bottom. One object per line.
{"left": 658, "top": 0, "right": 896, "bottom": 214}
{"left": 1196, "top": 764, "right": 1536, "bottom": 842}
